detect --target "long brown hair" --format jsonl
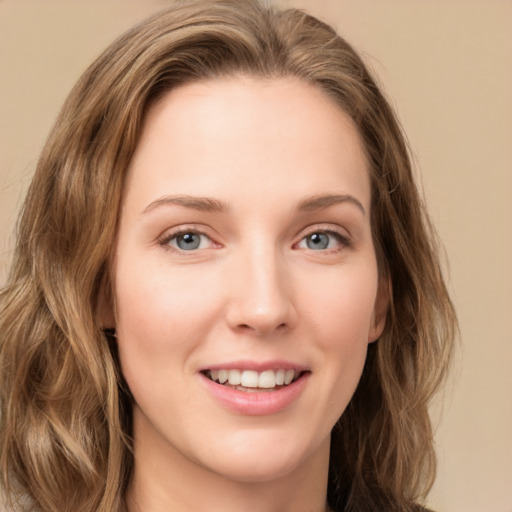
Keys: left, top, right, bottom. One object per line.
{"left": 0, "top": 1, "right": 457, "bottom": 510}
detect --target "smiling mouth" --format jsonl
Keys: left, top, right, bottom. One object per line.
{"left": 202, "top": 368, "right": 306, "bottom": 393}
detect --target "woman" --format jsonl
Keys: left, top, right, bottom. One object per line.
{"left": 0, "top": 1, "right": 456, "bottom": 511}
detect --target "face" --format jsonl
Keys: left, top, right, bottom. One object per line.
{"left": 113, "top": 77, "right": 387, "bottom": 484}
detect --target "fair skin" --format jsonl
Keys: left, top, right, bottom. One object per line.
{"left": 112, "top": 76, "right": 387, "bottom": 512}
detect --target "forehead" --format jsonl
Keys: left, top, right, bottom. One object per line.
{"left": 125, "top": 76, "right": 370, "bottom": 213}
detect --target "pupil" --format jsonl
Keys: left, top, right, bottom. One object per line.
{"left": 178, "top": 233, "right": 200, "bottom": 250}
{"left": 308, "top": 233, "right": 329, "bottom": 250}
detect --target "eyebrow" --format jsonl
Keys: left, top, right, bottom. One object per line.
{"left": 141, "top": 194, "right": 229, "bottom": 215}
{"left": 140, "top": 192, "right": 365, "bottom": 216}
{"left": 296, "top": 194, "right": 366, "bottom": 215}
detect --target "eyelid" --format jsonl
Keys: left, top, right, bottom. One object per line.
{"left": 294, "top": 224, "right": 352, "bottom": 250}
{"left": 157, "top": 225, "right": 221, "bottom": 253}
{"left": 156, "top": 223, "right": 352, "bottom": 254}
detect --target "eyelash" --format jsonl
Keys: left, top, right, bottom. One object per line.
{"left": 158, "top": 227, "right": 214, "bottom": 253}
{"left": 158, "top": 226, "right": 351, "bottom": 254}
{"left": 295, "top": 228, "right": 351, "bottom": 252}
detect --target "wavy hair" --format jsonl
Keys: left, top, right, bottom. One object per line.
{"left": 0, "top": 1, "right": 457, "bottom": 510}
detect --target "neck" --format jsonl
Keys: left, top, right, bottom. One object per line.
{"left": 126, "top": 412, "right": 331, "bottom": 512}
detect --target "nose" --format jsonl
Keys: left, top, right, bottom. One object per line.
{"left": 225, "top": 247, "right": 297, "bottom": 336}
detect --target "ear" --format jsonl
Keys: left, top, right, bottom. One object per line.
{"left": 368, "top": 276, "right": 390, "bottom": 343}
{"left": 96, "top": 270, "right": 116, "bottom": 330}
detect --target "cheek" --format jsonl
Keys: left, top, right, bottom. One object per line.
{"left": 299, "top": 263, "right": 378, "bottom": 409}
{"left": 116, "top": 259, "right": 218, "bottom": 338}
{"left": 113, "top": 261, "right": 223, "bottom": 388}
{"left": 301, "top": 262, "right": 379, "bottom": 345}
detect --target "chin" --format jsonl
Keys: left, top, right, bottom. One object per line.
{"left": 206, "top": 453, "right": 305, "bottom": 484}
{"left": 196, "top": 430, "right": 329, "bottom": 484}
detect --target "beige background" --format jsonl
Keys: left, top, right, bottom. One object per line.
{"left": 1, "top": 1, "right": 511, "bottom": 511}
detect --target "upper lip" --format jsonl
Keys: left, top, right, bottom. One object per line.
{"left": 201, "top": 360, "right": 310, "bottom": 372}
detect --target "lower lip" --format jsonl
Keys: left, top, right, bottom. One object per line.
{"left": 200, "top": 373, "right": 310, "bottom": 416}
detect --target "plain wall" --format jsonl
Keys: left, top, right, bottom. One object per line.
{"left": 1, "top": 1, "right": 511, "bottom": 511}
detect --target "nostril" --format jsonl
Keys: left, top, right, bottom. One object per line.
{"left": 236, "top": 321, "right": 289, "bottom": 336}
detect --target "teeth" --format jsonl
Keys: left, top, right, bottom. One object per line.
{"left": 240, "top": 370, "right": 259, "bottom": 387}
{"left": 207, "top": 368, "right": 300, "bottom": 389}
{"left": 218, "top": 369, "right": 228, "bottom": 384}
{"left": 227, "top": 369, "right": 241, "bottom": 386}
{"left": 258, "top": 370, "right": 276, "bottom": 389}
{"left": 284, "top": 369, "right": 295, "bottom": 385}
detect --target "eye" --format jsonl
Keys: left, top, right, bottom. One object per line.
{"left": 296, "top": 230, "right": 348, "bottom": 251}
{"left": 161, "top": 229, "right": 213, "bottom": 252}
